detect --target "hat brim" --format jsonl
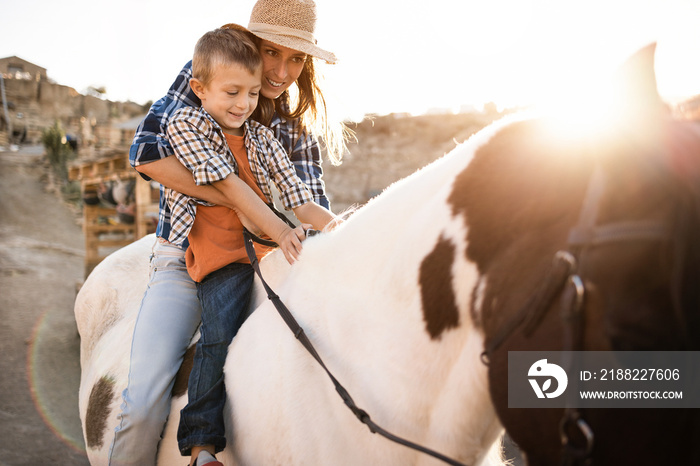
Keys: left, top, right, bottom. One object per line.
{"left": 250, "top": 31, "right": 337, "bottom": 64}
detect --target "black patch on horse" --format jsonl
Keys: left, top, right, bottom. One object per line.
{"left": 85, "top": 375, "right": 116, "bottom": 449}
{"left": 419, "top": 234, "right": 460, "bottom": 339}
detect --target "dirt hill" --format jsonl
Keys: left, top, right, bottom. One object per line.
{"left": 325, "top": 111, "right": 503, "bottom": 211}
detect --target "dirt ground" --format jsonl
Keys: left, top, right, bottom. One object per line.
{"left": 0, "top": 145, "right": 90, "bottom": 465}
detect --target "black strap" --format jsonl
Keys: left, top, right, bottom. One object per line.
{"left": 481, "top": 250, "right": 575, "bottom": 363}
{"left": 244, "top": 203, "right": 298, "bottom": 247}
{"left": 243, "top": 230, "right": 469, "bottom": 466}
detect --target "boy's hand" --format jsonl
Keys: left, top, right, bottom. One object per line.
{"left": 276, "top": 224, "right": 312, "bottom": 264}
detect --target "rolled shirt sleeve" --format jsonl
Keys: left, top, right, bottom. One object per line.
{"left": 246, "top": 121, "right": 314, "bottom": 211}
{"left": 166, "top": 109, "right": 235, "bottom": 186}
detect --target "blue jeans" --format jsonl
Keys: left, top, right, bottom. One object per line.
{"left": 177, "top": 262, "right": 255, "bottom": 455}
{"left": 109, "top": 240, "right": 202, "bottom": 466}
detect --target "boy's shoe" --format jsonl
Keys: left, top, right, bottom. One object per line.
{"left": 193, "top": 450, "right": 224, "bottom": 466}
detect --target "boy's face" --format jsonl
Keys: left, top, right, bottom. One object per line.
{"left": 191, "top": 62, "right": 262, "bottom": 136}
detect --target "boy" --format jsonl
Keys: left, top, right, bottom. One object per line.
{"left": 164, "top": 27, "right": 334, "bottom": 466}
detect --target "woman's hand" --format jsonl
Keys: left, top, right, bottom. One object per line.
{"left": 292, "top": 202, "right": 335, "bottom": 232}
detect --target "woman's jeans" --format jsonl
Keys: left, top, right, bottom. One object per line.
{"left": 108, "top": 240, "right": 202, "bottom": 466}
{"left": 177, "top": 262, "right": 254, "bottom": 455}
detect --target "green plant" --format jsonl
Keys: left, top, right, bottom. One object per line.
{"left": 41, "top": 120, "right": 75, "bottom": 184}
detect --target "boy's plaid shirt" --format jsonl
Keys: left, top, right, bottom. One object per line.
{"left": 128, "top": 61, "right": 328, "bottom": 247}
{"left": 164, "top": 106, "right": 314, "bottom": 247}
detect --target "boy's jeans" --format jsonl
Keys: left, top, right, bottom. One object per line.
{"left": 177, "top": 262, "right": 255, "bottom": 455}
{"left": 109, "top": 240, "right": 202, "bottom": 466}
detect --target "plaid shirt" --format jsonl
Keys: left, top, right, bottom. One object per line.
{"left": 129, "top": 61, "right": 329, "bottom": 246}
{"left": 164, "top": 107, "right": 314, "bottom": 247}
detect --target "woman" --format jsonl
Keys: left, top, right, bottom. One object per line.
{"left": 108, "top": 1, "right": 349, "bottom": 465}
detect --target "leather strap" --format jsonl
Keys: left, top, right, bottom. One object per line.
{"left": 243, "top": 229, "right": 469, "bottom": 466}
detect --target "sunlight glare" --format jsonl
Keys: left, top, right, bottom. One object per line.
{"left": 537, "top": 70, "right": 629, "bottom": 144}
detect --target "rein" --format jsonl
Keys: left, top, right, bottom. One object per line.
{"left": 480, "top": 165, "right": 670, "bottom": 466}
{"left": 242, "top": 229, "right": 471, "bottom": 466}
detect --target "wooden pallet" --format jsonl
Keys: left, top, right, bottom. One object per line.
{"left": 68, "top": 152, "right": 130, "bottom": 182}
{"left": 70, "top": 153, "right": 158, "bottom": 277}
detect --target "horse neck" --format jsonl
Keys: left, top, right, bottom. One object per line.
{"left": 285, "top": 140, "right": 495, "bottom": 429}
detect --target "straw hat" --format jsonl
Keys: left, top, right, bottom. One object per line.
{"left": 247, "top": 0, "right": 337, "bottom": 64}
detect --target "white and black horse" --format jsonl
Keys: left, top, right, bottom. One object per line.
{"left": 76, "top": 44, "right": 700, "bottom": 465}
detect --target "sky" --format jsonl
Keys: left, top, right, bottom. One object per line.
{"left": 2, "top": 0, "right": 700, "bottom": 120}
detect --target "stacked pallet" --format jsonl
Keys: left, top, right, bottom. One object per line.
{"left": 69, "top": 153, "right": 158, "bottom": 276}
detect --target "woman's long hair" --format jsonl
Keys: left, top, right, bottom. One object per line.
{"left": 250, "top": 51, "right": 352, "bottom": 166}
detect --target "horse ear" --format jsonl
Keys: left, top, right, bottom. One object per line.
{"left": 613, "top": 42, "right": 665, "bottom": 117}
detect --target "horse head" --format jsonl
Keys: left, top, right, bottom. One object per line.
{"left": 448, "top": 44, "right": 700, "bottom": 465}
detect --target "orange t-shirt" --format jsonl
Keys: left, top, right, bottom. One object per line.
{"left": 185, "top": 133, "right": 273, "bottom": 282}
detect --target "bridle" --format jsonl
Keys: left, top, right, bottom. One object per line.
{"left": 481, "top": 164, "right": 671, "bottom": 465}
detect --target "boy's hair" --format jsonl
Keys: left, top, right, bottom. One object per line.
{"left": 192, "top": 26, "right": 262, "bottom": 85}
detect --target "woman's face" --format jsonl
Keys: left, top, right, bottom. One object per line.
{"left": 258, "top": 40, "right": 307, "bottom": 99}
